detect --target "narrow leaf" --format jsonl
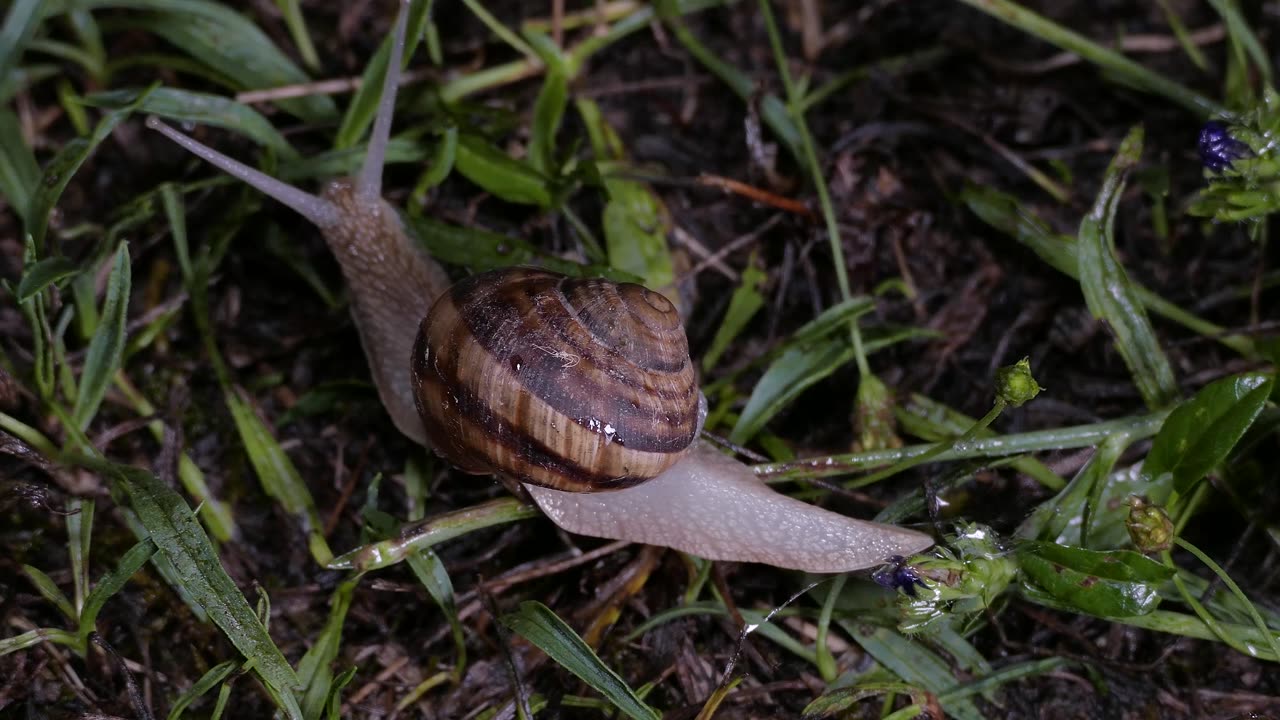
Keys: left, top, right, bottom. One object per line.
{"left": 73, "top": 243, "right": 131, "bottom": 430}
{"left": 702, "top": 254, "right": 767, "bottom": 373}
{"left": 454, "top": 133, "right": 553, "bottom": 207}
{"left": 501, "top": 601, "right": 660, "bottom": 720}
{"left": 0, "top": 108, "right": 39, "bottom": 221}
{"left": 78, "top": 538, "right": 156, "bottom": 641}
{"left": 166, "top": 660, "right": 238, "bottom": 720}
{"left": 1076, "top": 126, "right": 1176, "bottom": 409}
{"left": 17, "top": 256, "right": 79, "bottom": 302}
{"left": 80, "top": 455, "right": 302, "bottom": 711}
{"left": 85, "top": 87, "right": 296, "bottom": 157}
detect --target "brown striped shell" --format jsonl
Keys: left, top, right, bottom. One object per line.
{"left": 411, "top": 267, "right": 701, "bottom": 492}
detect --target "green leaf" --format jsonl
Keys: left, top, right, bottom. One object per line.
{"left": 333, "top": 0, "right": 432, "bottom": 149}
{"left": 729, "top": 298, "right": 875, "bottom": 444}
{"left": 1143, "top": 372, "right": 1275, "bottom": 495}
{"left": 81, "top": 456, "right": 302, "bottom": 716}
{"left": 166, "top": 660, "right": 238, "bottom": 720}
{"left": 72, "top": 243, "right": 131, "bottom": 430}
{"left": 404, "top": 214, "right": 639, "bottom": 281}
{"left": 85, "top": 87, "right": 296, "bottom": 157}
{"left": 837, "top": 621, "right": 986, "bottom": 720}
{"left": 21, "top": 565, "right": 75, "bottom": 621}
{"left": 500, "top": 601, "right": 660, "bottom": 720}
{"left": 108, "top": 0, "right": 335, "bottom": 123}
{"left": 17, "top": 256, "right": 79, "bottom": 302}
{"left": 224, "top": 388, "right": 333, "bottom": 565}
{"left": 702, "top": 254, "right": 767, "bottom": 373}
{"left": 0, "top": 108, "right": 39, "bottom": 221}
{"left": 26, "top": 102, "right": 132, "bottom": 252}
{"left": 0, "top": 0, "right": 48, "bottom": 88}
{"left": 1076, "top": 126, "right": 1177, "bottom": 410}
{"left": 454, "top": 133, "right": 553, "bottom": 207}
{"left": 78, "top": 538, "right": 156, "bottom": 642}
{"left": 528, "top": 68, "right": 568, "bottom": 175}
{"left": 1019, "top": 542, "right": 1173, "bottom": 617}
{"left": 297, "top": 577, "right": 358, "bottom": 720}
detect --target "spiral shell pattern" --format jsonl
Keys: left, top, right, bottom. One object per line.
{"left": 412, "top": 267, "right": 700, "bottom": 491}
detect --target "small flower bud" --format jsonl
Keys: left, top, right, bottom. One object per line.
{"left": 995, "top": 357, "right": 1041, "bottom": 408}
{"left": 1126, "top": 495, "right": 1174, "bottom": 553}
{"left": 1199, "top": 121, "right": 1250, "bottom": 173}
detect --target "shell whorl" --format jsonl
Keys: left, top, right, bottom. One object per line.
{"left": 411, "top": 267, "right": 700, "bottom": 492}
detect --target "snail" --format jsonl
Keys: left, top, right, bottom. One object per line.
{"left": 146, "top": 0, "right": 932, "bottom": 572}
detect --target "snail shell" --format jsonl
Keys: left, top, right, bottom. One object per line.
{"left": 411, "top": 267, "right": 701, "bottom": 492}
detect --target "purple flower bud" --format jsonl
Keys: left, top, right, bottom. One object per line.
{"left": 1199, "top": 121, "right": 1249, "bottom": 173}
{"left": 872, "top": 555, "right": 928, "bottom": 597}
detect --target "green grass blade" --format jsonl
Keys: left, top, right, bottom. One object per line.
{"left": 68, "top": 497, "right": 94, "bottom": 615}
{"left": 951, "top": 0, "right": 1223, "bottom": 116}
{"left": 0, "top": 0, "right": 47, "bottom": 86}
{"left": 106, "top": 0, "right": 334, "bottom": 123}
{"left": 78, "top": 538, "right": 156, "bottom": 642}
{"left": 72, "top": 243, "right": 131, "bottom": 431}
{"left": 454, "top": 133, "right": 554, "bottom": 207}
{"left": 701, "top": 254, "right": 767, "bottom": 373}
{"left": 0, "top": 627, "right": 80, "bottom": 657}
{"left": 0, "top": 108, "right": 39, "bottom": 222}
{"left": 1076, "top": 126, "right": 1177, "bottom": 410}
{"left": 21, "top": 565, "right": 75, "bottom": 621}
{"left": 297, "top": 577, "right": 358, "bottom": 720}
{"left": 839, "top": 622, "right": 986, "bottom": 720}
{"left": 79, "top": 455, "right": 302, "bottom": 712}
{"left": 224, "top": 389, "right": 333, "bottom": 566}
{"left": 274, "top": 0, "right": 319, "bottom": 71}
{"left": 16, "top": 256, "right": 80, "bottom": 302}
{"left": 500, "top": 601, "right": 660, "bottom": 720}
{"left": 166, "top": 659, "right": 238, "bottom": 720}
{"left": 333, "top": 0, "right": 431, "bottom": 149}
{"left": 25, "top": 102, "right": 132, "bottom": 252}
{"left": 85, "top": 87, "right": 297, "bottom": 157}
{"left": 529, "top": 68, "right": 568, "bottom": 175}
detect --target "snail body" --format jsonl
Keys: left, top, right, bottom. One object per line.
{"left": 147, "top": 0, "right": 933, "bottom": 572}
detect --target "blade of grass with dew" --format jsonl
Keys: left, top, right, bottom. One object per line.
{"left": 297, "top": 577, "right": 358, "bottom": 720}
{"left": 71, "top": 242, "right": 130, "bottom": 431}
{"left": 166, "top": 660, "right": 238, "bottom": 720}
{"left": 78, "top": 456, "right": 302, "bottom": 715}
{"left": 961, "top": 183, "right": 1258, "bottom": 359}
{"left": 25, "top": 99, "right": 137, "bottom": 252}
{"left": 838, "top": 621, "right": 986, "bottom": 720}
{"left": 333, "top": 0, "right": 432, "bottom": 149}
{"left": 896, "top": 393, "right": 1064, "bottom": 490}
{"left": 501, "top": 601, "right": 660, "bottom": 720}
{"left": 103, "top": 0, "right": 335, "bottom": 123}
{"left": 1077, "top": 126, "right": 1177, "bottom": 410}
{"left": 85, "top": 87, "right": 296, "bottom": 158}
{"left": 950, "top": 0, "right": 1223, "bottom": 116}
{"left": 701, "top": 252, "right": 767, "bottom": 373}
{"left": 1143, "top": 372, "right": 1274, "bottom": 498}
{"left": 1021, "top": 433, "right": 1135, "bottom": 546}
{"left": 77, "top": 538, "right": 156, "bottom": 645}
{"left": 577, "top": 99, "right": 678, "bottom": 300}
{"left": 0, "top": 108, "right": 38, "bottom": 222}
